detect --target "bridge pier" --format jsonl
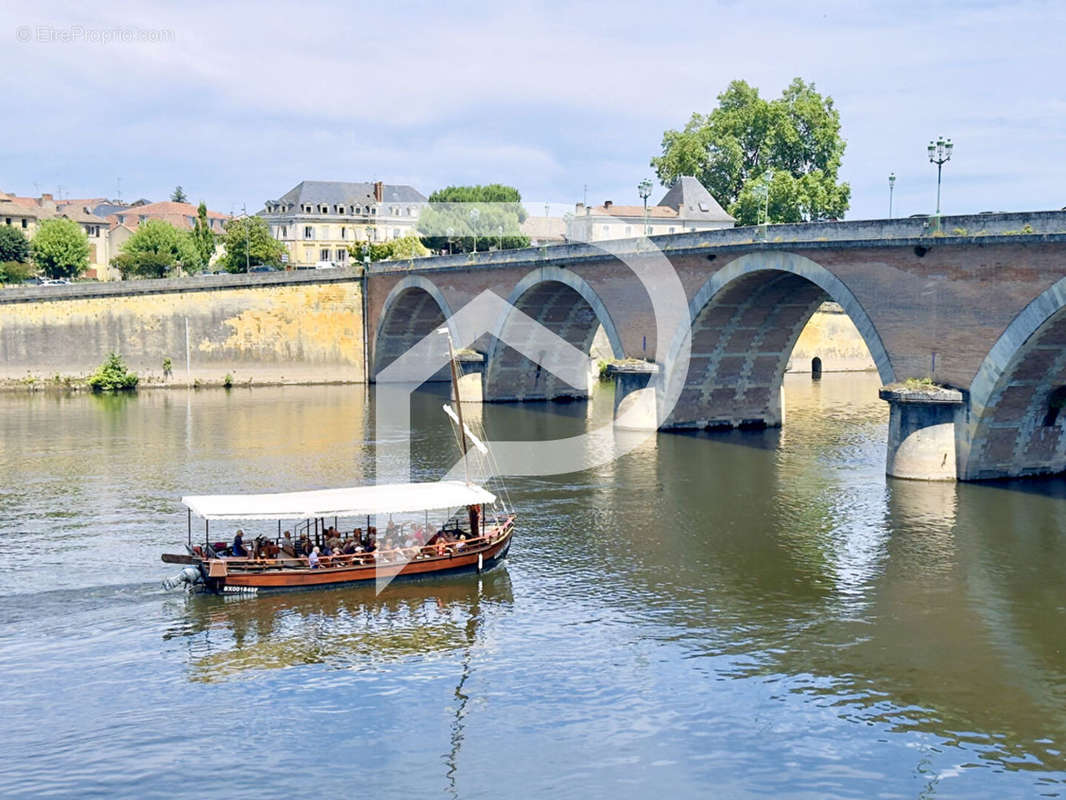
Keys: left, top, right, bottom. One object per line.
{"left": 454, "top": 351, "right": 485, "bottom": 403}
{"left": 880, "top": 386, "right": 965, "bottom": 481}
{"left": 606, "top": 361, "right": 659, "bottom": 430}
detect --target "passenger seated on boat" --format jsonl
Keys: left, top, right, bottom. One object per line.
{"left": 326, "top": 531, "right": 343, "bottom": 554}
{"left": 280, "top": 531, "right": 295, "bottom": 556}
{"left": 308, "top": 547, "right": 320, "bottom": 569}
{"left": 231, "top": 530, "right": 248, "bottom": 558}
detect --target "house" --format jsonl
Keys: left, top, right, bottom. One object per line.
{"left": 260, "top": 180, "right": 427, "bottom": 268}
{"left": 520, "top": 215, "right": 568, "bottom": 246}
{"left": 0, "top": 192, "right": 115, "bottom": 279}
{"left": 107, "top": 201, "right": 229, "bottom": 233}
{"left": 567, "top": 176, "right": 734, "bottom": 242}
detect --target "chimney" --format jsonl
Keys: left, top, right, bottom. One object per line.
{"left": 575, "top": 202, "right": 584, "bottom": 214}
{"left": 40, "top": 193, "right": 53, "bottom": 203}
{"left": 604, "top": 200, "right": 613, "bottom": 209}
{"left": 373, "top": 181, "right": 383, "bottom": 203}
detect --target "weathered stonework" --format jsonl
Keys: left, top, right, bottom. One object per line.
{"left": 0, "top": 271, "right": 364, "bottom": 386}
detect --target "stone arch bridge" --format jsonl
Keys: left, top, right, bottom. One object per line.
{"left": 367, "top": 211, "right": 1066, "bottom": 482}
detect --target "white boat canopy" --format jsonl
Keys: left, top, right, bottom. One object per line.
{"left": 182, "top": 481, "right": 497, "bottom": 521}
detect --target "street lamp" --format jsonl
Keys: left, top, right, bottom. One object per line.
{"left": 446, "top": 226, "right": 454, "bottom": 255}
{"left": 637, "top": 178, "right": 653, "bottom": 236}
{"left": 888, "top": 173, "right": 896, "bottom": 219}
{"left": 242, "top": 203, "right": 250, "bottom": 273}
{"left": 927, "top": 136, "right": 953, "bottom": 217}
{"left": 469, "top": 207, "right": 480, "bottom": 253}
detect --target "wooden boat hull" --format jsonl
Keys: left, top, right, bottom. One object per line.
{"left": 187, "top": 519, "right": 514, "bottom": 595}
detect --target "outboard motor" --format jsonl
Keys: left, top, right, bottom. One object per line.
{"left": 162, "top": 566, "right": 203, "bottom": 591}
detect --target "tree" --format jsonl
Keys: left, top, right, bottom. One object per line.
{"left": 349, "top": 234, "right": 430, "bottom": 263}
{"left": 170, "top": 186, "right": 188, "bottom": 203}
{"left": 190, "top": 202, "right": 216, "bottom": 266}
{"left": 30, "top": 218, "right": 89, "bottom": 279}
{"left": 0, "top": 260, "right": 34, "bottom": 284}
{"left": 417, "top": 184, "right": 531, "bottom": 253}
{"left": 113, "top": 219, "right": 201, "bottom": 278}
{"left": 219, "top": 215, "right": 285, "bottom": 273}
{"left": 651, "top": 78, "right": 850, "bottom": 225}
{"left": 0, "top": 225, "right": 30, "bottom": 263}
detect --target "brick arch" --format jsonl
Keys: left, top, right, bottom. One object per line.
{"left": 372, "top": 275, "right": 455, "bottom": 381}
{"left": 483, "top": 266, "right": 625, "bottom": 402}
{"left": 664, "top": 251, "right": 894, "bottom": 429}
{"left": 962, "top": 277, "right": 1066, "bottom": 480}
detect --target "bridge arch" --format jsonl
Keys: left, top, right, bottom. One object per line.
{"left": 962, "top": 276, "right": 1066, "bottom": 480}
{"left": 372, "top": 275, "right": 456, "bottom": 381}
{"left": 483, "top": 266, "right": 625, "bottom": 401}
{"left": 664, "top": 251, "right": 894, "bottom": 429}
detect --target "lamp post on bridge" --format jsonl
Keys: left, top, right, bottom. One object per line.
{"left": 928, "top": 136, "right": 953, "bottom": 218}
{"left": 638, "top": 178, "right": 652, "bottom": 236}
{"left": 888, "top": 172, "right": 896, "bottom": 219}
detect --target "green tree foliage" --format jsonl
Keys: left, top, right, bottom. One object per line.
{"left": 170, "top": 186, "right": 188, "bottom": 203}
{"left": 30, "top": 218, "right": 90, "bottom": 279}
{"left": 219, "top": 216, "right": 285, "bottom": 273}
{"left": 0, "top": 225, "right": 31, "bottom": 263}
{"left": 87, "top": 352, "right": 139, "bottom": 392}
{"left": 191, "top": 202, "right": 216, "bottom": 266}
{"left": 0, "top": 261, "right": 34, "bottom": 284}
{"left": 651, "top": 78, "right": 850, "bottom": 225}
{"left": 349, "top": 234, "right": 430, "bottom": 263}
{"left": 113, "top": 219, "right": 201, "bottom": 279}
{"left": 418, "top": 184, "right": 531, "bottom": 253}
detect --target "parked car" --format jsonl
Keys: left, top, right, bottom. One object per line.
{"left": 249, "top": 265, "right": 277, "bottom": 273}
{"left": 314, "top": 261, "right": 340, "bottom": 270}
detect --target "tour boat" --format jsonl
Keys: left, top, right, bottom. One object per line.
{"left": 162, "top": 330, "right": 515, "bottom": 594}
{"left": 161, "top": 481, "right": 515, "bottom": 594}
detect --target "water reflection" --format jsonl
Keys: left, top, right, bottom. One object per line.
{"left": 164, "top": 570, "right": 513, "bottom": 682}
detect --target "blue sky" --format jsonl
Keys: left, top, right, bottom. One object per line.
{"left": 1, "top": 0, "right": 1063, "bottom": 220}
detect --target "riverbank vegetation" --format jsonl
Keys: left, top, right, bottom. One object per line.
{"left": 87, "top": 353, "right": 139, "bottom": 393}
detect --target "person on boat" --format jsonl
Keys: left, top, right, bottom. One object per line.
{"left": 326, "top": 530, "right": 343, "bottom": 555}
{"left": 308, "top": 546, "right": 321, "bottom": 569}
{"left": 232, "top": 530, "right": 248, "bottom": 558}
{"left": 280, "top": 531, "right": 294, "bottom": 556}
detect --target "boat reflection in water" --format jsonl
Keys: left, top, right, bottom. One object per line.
{"left": 163, "top": 569, "right": 513, "bottom": 682}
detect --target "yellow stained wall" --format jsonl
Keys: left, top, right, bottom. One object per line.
{"left": 0, "top": 280, "right": 365, "bottom": 385}
{"left": 788, "top": 305, "right": 877, "bottom": 373}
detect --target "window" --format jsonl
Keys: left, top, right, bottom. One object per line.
{"left": 340, "top": 227, "right": 346, "bottom": 239}
{"left": 624, "top": 226, "right": 631, "bottom": 235}
{"left": 21, "top": 218, "right": 27, "bottom": 229}
{"left": 393, "top": 228, "right": 400, "bottom": 238}
{"left": 4, "top": 218, "right": 10, "bottom": 225}
{"left": 364, "top": 206, "right": 371, "bottom": 215}
{"left": 602, "top": 225, "right": 609, "bottom": 233}
{"left": 336, "top": 205, "right": 345, "bottom": 214}
{"left": 304, "top": 205, "right": 312, "bottom": 213}
{"left": 337, "top": 249, "right": 347, "bottom": 262}
{"left": 280, "top": 226, "right": 287, "bottom": 238}
{"left": 320, "top": 248, "right": 330, "bottom": 261}
{"left": 320, "top": 205, "right": 328, "bottom": 214}
{"left": 304, "top": 226, "right": 313, "bottom": 240}
{"left": 407, "top": 207, "right": 413, "bottom": 216}
{"left": 303, "top": 247, "right": 314, "bottom": 261}
{"left": 668, "top": 227, "right": 676, "bottom": 234}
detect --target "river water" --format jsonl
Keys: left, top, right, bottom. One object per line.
{"left": 1, "top": 374, "right": 1065, "bottom": 798}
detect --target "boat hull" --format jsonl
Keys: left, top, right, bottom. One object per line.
{"left": 188, "top": 520, "right": 514, "bottom": 595}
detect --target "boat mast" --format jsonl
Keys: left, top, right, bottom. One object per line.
{"left": 444, "top": 331, "right": 471, "bottom": 484}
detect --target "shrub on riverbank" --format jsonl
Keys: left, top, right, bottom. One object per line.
{"left": 87, "top": 353, "right": 139, "bottom": 393}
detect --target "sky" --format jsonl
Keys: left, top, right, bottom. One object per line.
{"left": 1, "top": 0, "right": 1063, "bottom": 221}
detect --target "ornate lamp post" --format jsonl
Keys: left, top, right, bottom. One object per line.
{"left": 637, "top": 178, "right": 653, "bottom": 235}
{"left": 888, "top": 172, "right": 896, "bottom": 219}
{"left": 927, "top": 136, "right": 953, "bottom": 216}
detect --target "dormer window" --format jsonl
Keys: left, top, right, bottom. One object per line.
{"left": 336, "top": 205, "right": 345, "bottom": 215}
{"left": 304, "top": 205, "right": 312, "bottom": 213}
{"left": 320, "top": 205, "right": 328, "bottom": 214}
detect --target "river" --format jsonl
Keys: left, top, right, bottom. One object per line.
{"left": 1, "top": 373, "right": 1065, "bottom": 798}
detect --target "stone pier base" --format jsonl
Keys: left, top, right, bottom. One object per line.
{"left": 607, "top": 361, "right": 659, "bottom": 430}
{"left": 880, "top": 385, "right": 965, "bottom": 480}
{"left": 454, "top": 351, "right": 485, "bottom": 403}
